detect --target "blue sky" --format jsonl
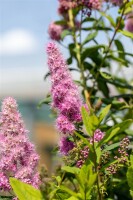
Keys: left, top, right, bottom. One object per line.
{"left": 0, "top": 0, "right": 59, "bottom": 99}
{"left": 0, "top": 1, "right": 132, "bottom": 100}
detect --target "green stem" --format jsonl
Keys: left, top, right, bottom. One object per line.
{"left": 89, "top": 1, "right": 128, "bottom": 96}
{"left": 92, "top": 136, "right": 102, "bottom": 200}
{"left": 68, "top": 9, "right": 87, "bottom": 92}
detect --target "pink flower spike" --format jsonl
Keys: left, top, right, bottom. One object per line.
{"left": 0, "top": 97, "right": 40, "bottom": 192}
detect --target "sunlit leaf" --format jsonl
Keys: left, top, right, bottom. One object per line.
{"left": 10, "top": 178, "right": 43, "bottom": 200}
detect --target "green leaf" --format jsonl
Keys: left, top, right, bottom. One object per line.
{"left": 55, "top": 189, "right": 71, "bottom": 199}
{"left": 81, "top": 45, "right": 106, "bottom": 62}
{"left": 78, "top": 164, "right": 97, "bottom": 193}
{"left": 100, "top": 71, "right": 112, "bottom": 80}
{"left": 130, "top": 190, "right": 133, "bottom": 198}
{"left": 127, "top": 167, "right": 133, "bottom": 197}
{"left": 103, "top": 142, "right": 120, "bottom": 151}
{"left": 62, "top": 166, "right": 80, "bottom": 174}
{"left": 107, "top": 54, "right": 127, "bottom": 65}
{"left": 98, "top": 119, "right": 132, "bottom": 146}
{"left": 10, "top": 178, "right": 43, "bottom": 200}
{"left": 66, "top": 197, "right": 78, "bottom": 200}
{"left": 130, "top": 154, "right": 133, "bottom": 167}
{"left": 114, "top": 39, "right": 125, "bottom": 60}
{"left": 61, "top": 30, "right": 72, "bottom": 40}
{"left": 81, "top": 107, "right": 99, "bottom": 136}
{"left": 75, "top": 131, "right": 93, "bottom": 151}
{"left": 119, "top": 30, "right": 133, "bottom": 39}
{"left": 37, "top": 96, "right": 52, "bottom": 108}
{"left": 55, "top": 20, "right": 67, "bottom": 25}
{"left": 59, "top": 186, "right": 79, "bottom": 198}
{"left": 82, "top": 31, "right": 98, "bottom": 46}
{"left": 96, "top": 146, "right": 102, "bottom": 163}
{"left": 101, "top": 127, "right": 120, "bottom": 144}
{"left": 82, "top": 17, "right": 97, "bottom": 24}
{"left": 44, "top": 71, "right": 50, "bottom": 80}
{"left": 98, "top": 104, "right": 111, "bottom": 123}
{"left": 97, "top": 79, "right": 109, "bottom": 98}
{"left": 81, "top": 107, "right": 92, "bottom": 136}
{"left": 100, "top": 12, "right": 115, "bottom": 27}
{"left": 67, "top": 57, "right": 73, "bottom": 65}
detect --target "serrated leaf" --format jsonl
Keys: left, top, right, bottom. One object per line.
{"left": 10, "top": 178, "right": 43, "bottom": 200}
{"left": 98, "top": 104, "right": 111, "bottom": 123}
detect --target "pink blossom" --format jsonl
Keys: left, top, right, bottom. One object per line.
{"left": 90, "top": 129, "right": 104, "bottom": 143}
{"left": 94, "top": 129, "right": 104, "bottom": 142}
{"left": 58, "top": 0, "right": 78, "bottom": 14}
{"left": 48, "top": 22, "right": 63, "bottom": 41}
{"left": 46, "top": 42, "right": 82, "bottom": 134}
{"left": 56, "top": 115, "right": 75, "bottom": 134}
{"left": 59, "top": 137, "right": 74, "bottom": 155}
{"left": 125, "top": 12, "right": 133, "bottom": 33}
{"left": 109, "top": 0, "right": 123, "bottom": 6}
{"left": 0, "top": 97, "right": 40, "bottom": 193}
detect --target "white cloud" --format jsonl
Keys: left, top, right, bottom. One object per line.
{"left": 0, "top": 29, "right": 38, "bottom": 55}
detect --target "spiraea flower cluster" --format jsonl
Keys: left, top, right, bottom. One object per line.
{"left": 48, "top": 22, "right": 63, "bottom": 41}
{"left": 106, "top": 137, "right": 130, "bottom": 175}
{"left": 47, "top": 42, "right": 82, "bottom": 154}
{"left": 82, "top": 0, "right": 102, "bottom": 10}
{"left": 58, "top": 0, "right": 102, "bottom": 15}
{"left": 0, "top": 97, "right": 40, "bottom": 192}
{"left": 58, "top": 0, "right": 78, "bottom": 14}
{"left": 76, "top": 146, "right": 89, "bottom": 168}
{"left": 109, "top": 0, "right": 123, "bottom": 6}
{"left": 59, "top": 137, "right": 74, "bottom": 155}
{"left": 77, "top": 129, "right": 104, "bottom": 168}
{"left": 125, "top": 12, "right": 133, "bottom": 33}
{"left": 47, "top": 42, "right": 82, "bottom": 136}
{"left": 90, "top": 129, "right": 104, "bottom": 143}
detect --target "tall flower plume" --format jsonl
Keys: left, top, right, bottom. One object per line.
{"left": 46, "top": 42, "right": 82, "bottom": 137}
{"left": 0, "top": 97, "right": 40, "bottom": 193}
{"left": 46, "top": 42, "right": 82, "bottom": 155}
{"left": 58, "top": 0, "right": 102, "bottom": 15}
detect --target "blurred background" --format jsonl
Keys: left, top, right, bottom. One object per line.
{"left": 0, "top": 0, "right": 132, "bottom": 172}
{"left": 0, "top": 0, "right": 60, "bottom": 172}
